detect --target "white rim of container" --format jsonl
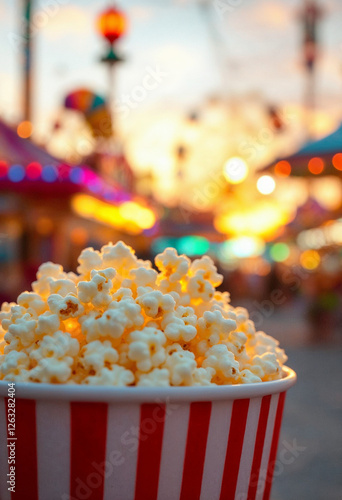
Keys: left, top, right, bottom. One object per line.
{"left": 0, "top": 366, "right": 296, "bottom": 403}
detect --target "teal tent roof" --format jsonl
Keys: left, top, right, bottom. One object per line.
{"left": 260, "top": 123, "right": 342, "bottom": 177}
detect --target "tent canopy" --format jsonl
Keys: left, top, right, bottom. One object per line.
{"left": 0, "top": 119, "right": 59, "bottom": 165}
{"left": 260, "top": 123, "right": 342, "bottom": 177}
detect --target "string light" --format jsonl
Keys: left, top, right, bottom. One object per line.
{"left": 274, "top": 160, "right": 291, "bottom": 177}
{"left": 308, "top": 157, "right": 324, "bottom": 175}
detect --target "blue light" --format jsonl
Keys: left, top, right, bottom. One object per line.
{"left": 69, "top": 167, "right": 84, "bottom": 184}
{"left": 42, "top": 165, "right": 58, "bottom": 182}
{"left": 88, "top": 180, "right": 102, "bottom": 193}
{"left": 8, "top": 164, "right": 25, "bottom": 182}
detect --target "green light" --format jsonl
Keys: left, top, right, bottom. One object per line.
{"left": 178, "top": 236, "right": 210, "bottom": 256}
{"left": 152, "top": 237, "right": 178, "bottom": 254}
{"left": 270, "top": 243, "right": 290, "bottom": 262}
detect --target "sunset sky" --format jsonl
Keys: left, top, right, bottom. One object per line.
{"left": 0, "top": 0, "right": 342, "bottom": 131}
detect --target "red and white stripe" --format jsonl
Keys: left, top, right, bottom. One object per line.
{"left": 0, "top": 392, "right": 286, "bottom": 500}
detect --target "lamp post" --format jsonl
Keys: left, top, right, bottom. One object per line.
{"left": 23, "top": 0, "right": 33, "bottom": 123}
{"left": 97, "top": 6, "right": 126, "bottom": 138}
{"left": 300, "top": 0, "right": 323, "bottom": 140}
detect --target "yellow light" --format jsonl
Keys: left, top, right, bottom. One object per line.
{"left": 119, "top": 202, "right": 156, "bottom": 230}
{"left": 257, "top": 175, "right": 276, "bottom": 195}
{"left": 300, "top": 250, "right": 320, "bottom": 270}
{"left": 223, "top": 157, "right": 248, "bottom": 184}
{"left": 71, "top": 194, "right": 156, "bottom": 233}
{"left": 214, "top": 201, "right": 292, "bottom": 239}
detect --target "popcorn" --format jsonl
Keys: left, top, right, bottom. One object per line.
{"left": 155, "top": 248, "right": 190, "bottom": 282}
{"left": 161, "top": 307, "right": 197, "bottom": 342}
{"left": 36, "top": 312, "right": 60, "bottom": 337}
{"left": 78, "top": 268, "right": 116, "bottom": 308}
{"left": 4, "top": 314, "right": 37, "bottom": 350}
{"left": 187, "top": 270, "right": 215, "bottom": 302}
{"left": 27, "top": 331, "right": 79, "bottom": 383}
{"left": 30, "top": 331, "right": 79, "bottom": 362}
{"left": 202, "top": 345, "right": 240, "bottom": 384}
{"left": 164, "top": 344, "right": 197, "bottom": 386}
{"left": 136, "top": 290, "right": 175, "bottom": 318}
{"left": 48, "top": 294, "right": 84, "bottom": 319}
{"left": 192, "top": 367, "right": 215, "bottom": 386}
{"left": 0, "top": 241, "right": 288, "bottom": 386}
{"left": 83, "top": 365, "right": 134, "bottom": 386}
{"left": 122, "top": 267, "right": 158, "bottom": 294}
{"left": 190, "top": 256, "right": 223, "bottom": 287}
{"left": 49, "top": 279, "right": 77, "bottom": 297}
{"left": 32, "top": 262, "right": 68, "bottom": 297}
{"left": 156, "top": 248, "right": 190, "bottom": 294}
{"left": 137, "top": 368, "right": 170, "bottom": 387}
{"left": 198, "top": 310, "right": 236, "bottom": 344}
{"left": 79, "top": 340, "right": 118, "bottom": 373}
{"left": 17, "top": 292, "right": 47, "bottom": 315}
{"left": 101, "top": 241, "right": 139, "bottom": 276}
{"left": 0, "top": 350, "right": 30, "bottom": 379}
{"left": 128, "top": 327, "right": 166, "bottom": 372}
{"left": 77, "top": 247, "right": 102, "bottom": 276}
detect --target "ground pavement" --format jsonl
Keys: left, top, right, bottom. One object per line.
{"left": 270, "top": 347, "right": 342, "bottom": 500}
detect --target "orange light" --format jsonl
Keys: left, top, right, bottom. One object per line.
{"left": 300, "top": 250, "right": 320, "bottom": 270}
{"left": 36, "top": 217, "right": 54, "bottom": 236}
{"left": 332, "top": 153, "right": 342, "bottom": 171}
{"left": 274, "top": 160, "right": 291, "bottom": 177}
{"left": 70, "top": 227, "right": 88, "bottom": 246}
{"left": 17, "top": 120, "right": 33, "bottom": 139}
{"left": 97, "top": 7, "right": 126, "bottom": 43}
{"left": 308, "top": 157, "right": 324, "bottom": 175}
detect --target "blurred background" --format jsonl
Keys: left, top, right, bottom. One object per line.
{"left": 0, "top": 0, "right": 341, "bottom": 498}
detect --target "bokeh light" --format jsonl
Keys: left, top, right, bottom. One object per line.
{"left": 332, "top": 153, "right": 342, "bottom": 171}
{"left": 257, "top": 175, "right": 276, "bottom": 195}
{"left": 270, "top": 242, "right": 290, "bottom": 262}
{"left": 36, "top": 217, "right": 54, "bottom": 236}
{"left": 215, "top": 201, "right": 292, "bottom": 239}
{"left": 26, "top": 162, "right": 42, "bottom": 180}
{"left": 308, "top": 157, "right": 324, "bottom": 175}
{"left": 274, "top": 160, "right": 291, "bottom": 177}
{"left": 223, "top": 157, "right": 248, "bottom": 184}
{"left": 0, "top": 161, "right": 9, "bottom": 178}
{"left": 220, "top": 236, "right": 265, "bottom": 260}
{"left": 17, "top": 120, "right": 33, "bottom": 139}
{"left": 42, "top": 165, "right": 58, "bottom": 182}
{"left": 300, "top": 250, "right": 321, "bottom": 270}
{"left": 70, "top": 227, "right": 88, "bottom": 246}
{"left": 178, "top": 236, "right": 210, "bottom": 256}
{"left": 8, "top": 164, "right": 25, "bottom": 182}
{"left": 69, "top": 167, "right": 84, "bottom": 184}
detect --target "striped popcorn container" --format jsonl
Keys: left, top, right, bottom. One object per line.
{"left": 0, "top": 367, "right": 296, "bottom": 500}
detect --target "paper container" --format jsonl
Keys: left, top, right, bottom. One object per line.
{"left": 0, "top": 367, "right": 296, "bottom": 500}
